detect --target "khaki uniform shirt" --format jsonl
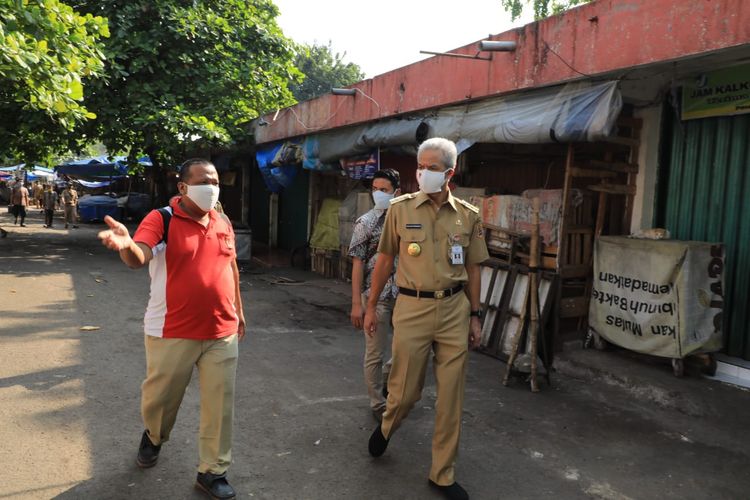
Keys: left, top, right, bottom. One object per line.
{"left": 378, "top": 190, "right": 489, "bottom": 291}
{"left": 62, "top": 189, "right": 78, "bottom": 206}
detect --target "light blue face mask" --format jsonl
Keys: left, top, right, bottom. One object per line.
{"left": 372, "top": 190, "right": 394, "bottom": 210}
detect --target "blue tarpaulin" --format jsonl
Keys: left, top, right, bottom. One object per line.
{"left": 255, "top": 145, "right": 298, "bottom": 193}
{"left": 55, "top": 156, "right": 151, "bottom": 178}
{"left": 0, "top": 164, "right": 55, "bottom": 181}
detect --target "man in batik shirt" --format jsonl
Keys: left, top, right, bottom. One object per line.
{"left": 349, "top": 169, "right": 400, "bottom": 421}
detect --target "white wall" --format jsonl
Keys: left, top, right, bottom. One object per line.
{"left": 630, "top": 105, "right": 663, "bottom": 234}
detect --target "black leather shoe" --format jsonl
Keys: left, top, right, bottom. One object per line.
{"left": 136, "top": 431, "right": 161, "bottom": 468}
{"left": 368, "top": 425, "right": 389, "bottom": 457}
{"left": 195, "top": 472, "right": 236, "bottom": 499}
{"left": 429, "top": 480, "right": 469, "bottom": 500}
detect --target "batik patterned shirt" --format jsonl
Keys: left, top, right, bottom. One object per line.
{"left": 348, "top": 208, "right": 398, "bottom": 301}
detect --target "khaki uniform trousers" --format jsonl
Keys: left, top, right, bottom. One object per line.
{"left": 141, "top": 333, "right": 238, "bottom": 474}
{"left": 381, "top": 291, "right": 471, "bottom": 486}
{"left": 64, "top": 205, "right": 76, "bottom": 225}
{"left": 362, "top": 294, "right": 394, "bottom": 412}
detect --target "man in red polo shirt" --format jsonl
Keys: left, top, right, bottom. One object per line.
{"left": 98, "top": 158, "right": 245, "bottom": 500}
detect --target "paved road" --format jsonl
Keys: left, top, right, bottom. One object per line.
{"left": 1, "top": 210, "right": 749, "bottom": 500}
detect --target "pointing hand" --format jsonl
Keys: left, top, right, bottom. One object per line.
{"left": 98, "top": 215, "right": 132, "bottom": 251}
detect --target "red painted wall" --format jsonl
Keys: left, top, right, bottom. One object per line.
{"left": 256, "top": 0, "right": 750, "bottom": 144}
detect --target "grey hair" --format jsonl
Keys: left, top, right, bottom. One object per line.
{"left": 417, "top": 137, "right": 457, "bottom": 170}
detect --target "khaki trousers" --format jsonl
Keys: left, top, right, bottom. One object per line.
{"left": 381, "top": 291, "right": 470, "bottom": 486}
{"left": 141, "top": 334, "right": 238, "bottom": 474}
{"left": 64, "top": 205, "right": 76, "bottom": 224}
{"left": 362, "top": 294, "right": 394, "bottom": 412}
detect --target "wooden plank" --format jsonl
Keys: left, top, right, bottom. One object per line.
{"left": 588, "top": 160, "right": 639, "bottom": 174}
{"left": 569, "top": 166, "right": 618, "bottom": 178}
{"left": 616, "top": 116, "right": 643, "bottom": 129}
{"left": 588, "top": 184, "right": 637, "bottom": 195}
{"left": 559, "top": 264, "right": 591, "bottom": 278}
{"left": 595, "top": 190, "right": 608, "bottom": 237}
{"left": 557, "top": 144, "right": 575, "bottom": 270}
{"left": 559, "top": 296, "right": 589, "bottom": 319}
{"left": 602, "top": 135, "right": 640, "bottom": 148}
{"left": 481, "top": 266, "right": 500, "bottom": 319}
{"left": 487, "top": 266, "right": 519, "bottom": 356}
{"left": 583, "top": 232, "right": 592, "bottom": 264}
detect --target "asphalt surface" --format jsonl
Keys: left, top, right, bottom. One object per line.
{"left": 1, "top": 209, "right": 749, "bottom": 500}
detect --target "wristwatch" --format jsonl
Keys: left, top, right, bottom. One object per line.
{"left": 470, "top": 310, "right": 483, "bottom": 319}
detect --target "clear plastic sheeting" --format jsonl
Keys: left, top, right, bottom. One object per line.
{"left": 426, "top": 81, "right": 622, "bottom": 145}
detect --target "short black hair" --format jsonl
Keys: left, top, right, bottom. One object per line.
{"left": 372, "top": 168, "right": 400, "bottom": 190}
{"left": 179, "top": 158, "right": 215, "bottom": 182}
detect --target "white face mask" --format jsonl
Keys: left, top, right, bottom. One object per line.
{"left": 372, "top": 190, "right": 394, "bottom": 210}
{"left": 416, "top": 168, "right": 449, "bottom": 194}
{"left": 185, "top": 184, "right": 220, "bottom": 212}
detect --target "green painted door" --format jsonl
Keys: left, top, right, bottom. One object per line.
{"left": 278, "top": 169, "right": 310, "bottom": 251}
{"left": 250, "top": 162, "right": 270, "bottom": 245}
{"left": 657, "top": 112, "right": 750, "bottom": 359}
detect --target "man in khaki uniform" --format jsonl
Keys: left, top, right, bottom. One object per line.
{"left": 364, "top": 137, "right": 489, "bottom": 500}
{"left": 61, "top": 184, "right": 79, "bottom": 229}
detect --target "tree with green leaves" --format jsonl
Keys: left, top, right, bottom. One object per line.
{"left": 73, "top": 0, "right": 301, "bottom": 179}
{"left": 0, "top": 0, "right": 109, "bottom": 162}
{"left": 290, "top": 42, "right": 365, "bottom": 102}
{"left": 501, "top": 0, "right": 592, "bottom": 20}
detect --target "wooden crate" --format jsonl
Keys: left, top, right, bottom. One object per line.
{"left": 339, "top": 245, "right": 353, "bottom": 281}
{"left": 311, "top": 247, "right": 340, "bottom": 279}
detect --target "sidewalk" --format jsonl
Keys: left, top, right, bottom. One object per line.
{"left": 1, "top": 213, "right": 749, "bottom": 499}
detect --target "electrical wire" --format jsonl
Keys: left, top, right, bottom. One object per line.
{"left": 285, "top": 97, "right": 348, "bottom": 131}
{"left": 355, "top": 88, "right": 382, "bottom": 114}
{"left": 272, "top": 88, "right": 382, "bottom": 131}
{"left": 543, "top": 41, "right": 594, "bottom": 78}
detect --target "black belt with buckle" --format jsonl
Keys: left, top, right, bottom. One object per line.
{"left": 399, "top": 285, "right": 463, "bottom": 299}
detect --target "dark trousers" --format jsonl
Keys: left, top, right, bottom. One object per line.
{"left": 44, "top": 209, "right": 54, "bottom": 227}
{"left": 13, "top": 205, "right": 26, "bottom": 224}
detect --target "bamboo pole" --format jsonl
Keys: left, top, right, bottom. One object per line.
{"left": 529, "top": 197, "right": 541, "bottom": 392}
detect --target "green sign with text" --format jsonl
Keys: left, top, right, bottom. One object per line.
{"left": 682, "top": 64, "right": 750, "bottom": 120}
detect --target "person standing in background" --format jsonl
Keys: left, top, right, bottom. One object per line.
{"left": 11, "top": 181, "right": 29, "bottom": 227}
{"left": 43, "top": 184, "right": 59, "bottom": 228}
{"left": 62, "top": 183, "right": 79, "bottom": 229}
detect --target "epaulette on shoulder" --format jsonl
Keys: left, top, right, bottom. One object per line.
{"left": 390, "top": 192, "right": 417, "bottom": 205}
{"left": 456, "top": 197, "right": 480, "bottom": 214}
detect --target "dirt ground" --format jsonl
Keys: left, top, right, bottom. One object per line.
{"left": 1, "top": 209, "right": 750, "bottom": 500}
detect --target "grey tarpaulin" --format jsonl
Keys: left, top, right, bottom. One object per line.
{"left": 267, "top": 81, "right": 620, "bottom": 169}
{"left": 306, "top": 118, "right": 428, "bottom": 164}
{"left": 425, "top": 81, "right": 622, "bottom": 147}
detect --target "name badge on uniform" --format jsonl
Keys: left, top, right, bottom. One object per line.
{"left": 451, "top": 244, "right": 464, "bottom": 265}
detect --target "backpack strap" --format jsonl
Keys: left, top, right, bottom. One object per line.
{"left": 217, "top": 212, "right": 231, "bottom": 228}
{"left": 156, "top": 207, "right": 173, "bottom": 245}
